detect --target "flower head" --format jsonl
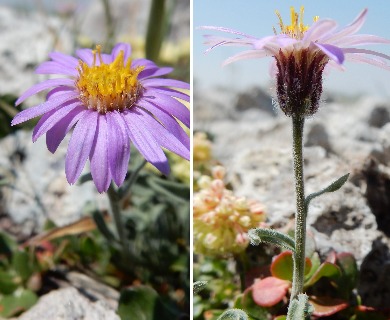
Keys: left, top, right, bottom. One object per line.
{"left": 12, "top": 43, "right": 190, "bottom": 192}
{"left": 201, "top": 7, "right": 390, "bottom": 117}
{"left": 194, "top": 166, "right": 265, "bottom": 256}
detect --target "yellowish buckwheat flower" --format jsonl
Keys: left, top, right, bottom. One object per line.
{"left": 194, "top": 166, "right": 265, "bottom": 256}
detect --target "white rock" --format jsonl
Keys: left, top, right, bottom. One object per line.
{"left": 18, "top": 287, "right": 120, "bottom": 320}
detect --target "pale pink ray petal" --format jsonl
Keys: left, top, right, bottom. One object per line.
{"left": 223, "top": 50, "right": 268, "bottom": 66}
{"left": 303, "top": 19, "right": 338, "bottom": 45}
{"left": 322, "top": 8, "right": 368, "bottom": 43}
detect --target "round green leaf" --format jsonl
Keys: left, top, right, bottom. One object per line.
{"left": 270, "top": 251, "right": 312, "bottom": 281}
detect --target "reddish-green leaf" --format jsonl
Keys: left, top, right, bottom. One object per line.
{"left": 336, "top": 252, "right": 358, "bottom": 293}
{"left": 304, "top": 262, "right": 341, "bottom": 287}
{"left": 309, "top": 296, "right": 348, "bottom": 317}
{"left": 252, "top": 277, "right": 290, "bottom": 307}
{"left": 270, "top": 251, "right": 312, "bottom": 281}
{"left": 235, "top": 292, "right": 271, "bottom": 320}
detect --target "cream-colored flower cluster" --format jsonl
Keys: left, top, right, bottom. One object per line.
{"left": 193, "top": 132, "right": 215, "bottom": 190}
{"left": 194, "top": 166, "right": 265, "bottom": 256}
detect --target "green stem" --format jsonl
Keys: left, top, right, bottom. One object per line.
{"left": 107, "top": 183, "right": 128, "bottom": 254}
{"left": 101, "top": 0, "right": 115, "bottom": 51}
{"left": 107, "top": 160, "right": 147, "bottom": 261}
{"left": 145, "top": 0, "right": 166, "bottom": 61}
{"left": 118, "top": 159, "right": 148, "bottom": 199}
{"left": 290, "top": 115, "right": 306, "bottom": 302}
{"left": 235, "top": 252, "right": 247, "bottom": 292}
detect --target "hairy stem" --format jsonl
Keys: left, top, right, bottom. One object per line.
{"left": 290, "top": 115, "right": 306, "bottom": 302}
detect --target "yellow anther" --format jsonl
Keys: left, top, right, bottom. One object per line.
{"left": 75, "top": 45, "right": 144, "bottom": 113}
{"left": 274, "top": 6, "right": 319, "bottom": 39}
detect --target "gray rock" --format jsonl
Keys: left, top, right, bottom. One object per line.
{"left": 0, "top": 130, "right": 107, "bottom": 233}
{"left": 305, "top": 122, "right": 332, "bottom": 153}
{"left": 0, "top": 6, "right": 72, "bottom": 97}
{"left": 235, "top": 87, "right": 277, "bottom": 116}
{"left": 18, "top": 287, "right": 120, "bottom": 320}
{"left": 195, "top": 87, "right": 390, "bottom": 272}
{"left": 368, "top": 104, "right": 390, "bottom": 128}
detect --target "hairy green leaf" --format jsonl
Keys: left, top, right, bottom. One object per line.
{"left": 193, "top": 281, "right": 208, "bottom": 294}
{"left": 305, "top": 173, "right": 349, "bottom": 213}
{"left": 217, "top": 309, "right": 248, "bottom": 320}
{"left": 248, "top": 228, "right": 295, "bottom": 252}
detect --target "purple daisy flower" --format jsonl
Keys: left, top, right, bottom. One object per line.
{"left": 12, "top": 43, "right": 190, "bottom": 193}
{"left": 201, "top": 7, "right": 390, "bottom": 116}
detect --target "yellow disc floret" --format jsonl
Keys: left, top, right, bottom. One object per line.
{"left": 274, "top": 6, "right": 319, "bottom": 39}
{"left": 75, "top": 45, "right": 144, "bottom": 113}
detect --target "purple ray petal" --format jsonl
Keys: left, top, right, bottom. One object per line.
{"left": 135, "top": 101, "right": 190, "bottom": 149}
{"left": 35, "top": 61, "right": 78, "bottom": 76}
{"left": 89, "top": 114, "right": 111, "bottom": 193}
{"left": 148, "top": 88, "right": 190, "bottom": 102}
{"left": 47, "top": 87, "right": 77, "bottom": 100}
{"left": 136, "top": 108, "right": 189, "bottom": 160}
{"left": 142, "top": 78, "right": 190, "bottom": 89}
{"left": 46, "top": 106, "right": 87, "bottom": 153}
{"left": 111, "top": 43, "right": 131, "bottom": 62}
{"left": 16, "top": 78, "right": 75, "bottom": 106}
{"left": 141, "top": 92, "right": 190, "bottom": 128}
{"left": 138, "top": 67, "right": 173, "bottom": 79}
{"left": 106, "top": 112, "right": 130, "bottom": 187}
{"left": 49, "top": 52, "right": 79, "bottom": 68}
{"left": 32, "top": 101, "right": 81, "bottom": 142}
{"left": 11, "top": 92, "right": 79, "bottom": 125}
{"left": 99, "top": 54, "right": 112, "bottom": 65}
{"left": 131, "top": 58, "right": 156, "bottom": 69}
{"left": 315, "top": 43, "right": 345, "bottom": 64}
{"left": 123, "top": 110, "right": 169, "bottom": 176}
{"left": 65, "top": 111, "right": 98, "bottom": 184}
{"left": 76, "top": 48, "right": 94, "bottom": 65}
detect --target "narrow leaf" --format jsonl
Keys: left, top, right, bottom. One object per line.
{"left": 248, "top": 228, "right": 295, "bottom": 252}
{"left": 305, "top": 173, "right": 349, "bottom": 213}
{"left": 146, "top": 176, "right": 189, "bottom": 203}
{"left": 217, "top": 309, "right": 248, "bottom": 320}
{"left": 92, "top": 210, "right": 116, "bottom": 243}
